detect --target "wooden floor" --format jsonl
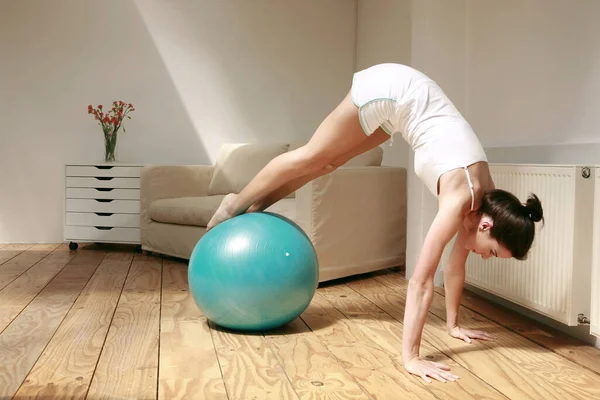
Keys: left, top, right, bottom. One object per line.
{"left": 1, "top": 244, "right": 600, "bottom": 399}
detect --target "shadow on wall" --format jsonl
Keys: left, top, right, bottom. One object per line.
{"left": 110, "top": 0, "right": 210, "bottom": 166}
{"left": 0, "top": 0, "right": 355, "bottom": 242}
{"left": 132, "top": 0, "right": 356, "bottom": 160}
{"left": 0, "top": 0, "right": 208, "bottom": 242}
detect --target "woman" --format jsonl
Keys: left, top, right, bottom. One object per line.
{"left": 207, "top": 63, "right": 544, "bottom": 383}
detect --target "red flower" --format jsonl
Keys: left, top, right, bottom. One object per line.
{"left": 87, "top": 101, "right": 135, "bottom": 136}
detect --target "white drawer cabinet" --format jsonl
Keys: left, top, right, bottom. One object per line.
{"left": 64, "top": 163, "right": 143, "bottom": 250}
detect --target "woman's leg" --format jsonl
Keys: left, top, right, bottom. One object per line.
{"left": 207, "top": 91, "right": 374, "bottom": 230}
{"left": 246, "top": 127, "right": 390, "bottom": 213}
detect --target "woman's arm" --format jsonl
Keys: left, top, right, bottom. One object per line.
{"left": 443, "top": 238, "right": 469, "bottom": 331}
{"left": 444, "top": 233, "right": 496, "bottom": 344}
{"left": 402, "top": 199, "right": 464, "bottom": 382}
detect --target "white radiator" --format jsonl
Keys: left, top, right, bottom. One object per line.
{"left": 464, "top": 164, "right": 596, "bottom": 326}
{"left": 591, "top": 167, "right": 600, "bottom": 337}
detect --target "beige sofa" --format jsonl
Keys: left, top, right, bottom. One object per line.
{"left": 140, "top": 143, "right": 407, "bottom": 282}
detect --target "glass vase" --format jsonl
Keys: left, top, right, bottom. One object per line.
{"left": 104, "top": 131, "right": 118, "bottom": 162}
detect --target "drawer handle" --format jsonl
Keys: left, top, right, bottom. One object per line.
{"left": 95, "top": 166, "right": 114, "bottom": 170}
{"left": 95, "top": 177, "right": 114, "bottom": 181}
{"left": 94, "top": 226, "right": 113, "bottom": 230}
{"left": 95, "top": 188, "right": 114, "bottom": 192}
{"left": 95, "top": 213, "right": 114, "bottom": 216}
{"left": 95, "top": 199, "right": 114, "bottom": 203}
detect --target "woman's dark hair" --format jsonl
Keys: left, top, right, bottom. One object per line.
{"left": 478, "top": 189, "right": 544, "bottom": 260}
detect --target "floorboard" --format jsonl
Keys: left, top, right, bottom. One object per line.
{"left": 158, "top": 258, "right": 228, "bottom": 400}
{"left": 302, "top": 292, "right": 437, "bottom": 400}
{"left": 87, "top": 253, "right": 162, "bottom": 399}
{"left": 0, "top": 244, "right": 59, "bottom": 290}
{"left": 370, "top": 273, "right": 600, "bottom": 400}
{"left": 0, "top": 244, "right": 75, "bottom": 333}
{"left": 13, "top": 249, "right": 133, "bottom": 399}
{"left": 317, "top": 284, "right": 508, "bottom": 400}
{"left": 265, "top": 316, "right": 369, "bottom": 399}
{"left": 210, "top": 321, "right": 299, "bottom": 400}
{"left": 3, "top": 246, "right": 600, "bottom": 400}
{"left": 433, "top": 286, "right": 600, "bottom": 376}
{"left": 347, "top": 277, "right": 561, "bottom": 399}
{"left": 0, "top": 249, "right": 105, "bottom": 399}
{"left": 0, "top": 244, "right": 32, "bottom": 265}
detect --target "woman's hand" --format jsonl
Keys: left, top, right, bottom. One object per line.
{"left": 448, "top": 325, "right": 495, "bottom": 344}
{"left": 404, "top": 357, "right": 459, "bottom": 383}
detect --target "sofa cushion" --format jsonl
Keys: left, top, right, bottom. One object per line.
{"left": 208, "top": 143, "right": 290, "bottom": 195}
{"left": 287, "top": 142, "right": 383, "bottom": 167}
{"left": 344, "top": 145, "right": 383, "bottom": 166}
{"left": 282, "top": 142, "right": 382, "bottom": 199}
{"left": 149, "top": 195, "right": 226, "bottom": 227}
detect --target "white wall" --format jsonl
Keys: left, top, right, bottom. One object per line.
{"left": 463, "top": 1, "right": 600, "bottom": 347}
{"left": 0, "top": 0, "right": 357, "bottom": 243}
{"left": 400, "top": 0, "right": 600, "bottom": 284}
{"left": 486, "top": 143, "right": 600, "bottom": 165}
{"left": 355, "top": 0, "right": 468, "bottom": 285}
{"left": 407, "top": 0, "right": 468, "bottom": 285}
{"left": 466, "top": 0, "right": 600, "bottom": 148}
{"left": 356, "top": 0, "right": 411, "bottom": 169}
{"left": 356, "top": 0, "right": 600, "bottom": 347}
{"left": 411, "top": 0, "right": 600, "bottom": 348}
{"left": 356, "top": 0, "right": 412, "bottom": 71}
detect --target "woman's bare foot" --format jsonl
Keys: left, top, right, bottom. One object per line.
{"left": 207, "top": 193, "right": 239, "bottom": 230}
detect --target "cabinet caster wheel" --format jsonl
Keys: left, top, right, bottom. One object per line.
{"left": 69, "top": 242, "right": 78, "bottom": 251}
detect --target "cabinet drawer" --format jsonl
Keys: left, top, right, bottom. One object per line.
{"left": 66, "top": 199, "right": 140, "bottom": 213}
{"left": 66, "top": 188, "right": 140, "bottom": 200}
{"left": 66, "top": 212, "right": 140, "bottom": 228}
{"left": 66, "top": 165, "right": 141, "bottom": 178}
{"left": 66, "top": 177, "right": 140, "bottom": 189}
{"left": 65, "top": 226, "right": 140, "bottom": 243}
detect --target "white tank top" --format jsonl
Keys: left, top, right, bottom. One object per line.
{"left": 351, "top": 63, "right": 488, "bottom": 199}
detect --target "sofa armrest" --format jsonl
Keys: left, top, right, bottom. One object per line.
{"left": 295, "top": 166, "right": 407, "bottom": 281}
{"left": 140, "top": 165, "right": 214, "bottom": 228}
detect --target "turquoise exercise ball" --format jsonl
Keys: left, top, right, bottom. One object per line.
{"left": 188, "top": 212, "right": 319, "bottom": 331}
